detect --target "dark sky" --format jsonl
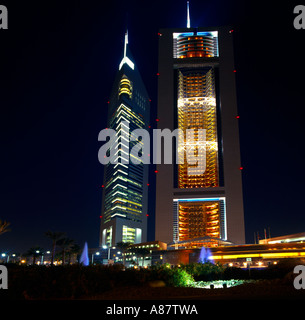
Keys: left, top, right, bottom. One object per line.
{"left": 0, "top": 0, "right": 304, "bottom": 254}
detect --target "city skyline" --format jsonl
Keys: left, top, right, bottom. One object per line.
{"left": 1, "top": 0, "right": 304, "bottom": 254}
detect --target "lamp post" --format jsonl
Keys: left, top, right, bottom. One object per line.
{"left": 91, "top": 251, "right": 100, "bottom": 264}
{"left": 35, "top": 250, "right": 43, "bottom": 265}
{"left": 95, "top": 251, "right": 100, "bottom": 264}
{"left": 45, "top": 251, "right": 50, "bottom": 265}
{"left": 1, "top": 253, "right": 7, "bottom": 263}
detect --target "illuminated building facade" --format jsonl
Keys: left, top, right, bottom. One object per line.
{"left": 155, "top": 22, "right": 245, "bottom": 246}
{"left": 154, "top": 241, "right": 305, "bottom": 267}
{"left": 100, "top": 32, "right": 150, "bottom": 247}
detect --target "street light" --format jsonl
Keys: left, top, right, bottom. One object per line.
{"left": 2, "top": 253, "right": 10, "bottom": 263}
{"left": 1, "top": 253, "right": 7, "bottom": 263}
{"left": 91, "top": 251, "right": 101, "bottom": 264}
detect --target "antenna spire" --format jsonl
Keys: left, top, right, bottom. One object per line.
{"left": 187, "top": 1, "right": 191, "bottom": 28}
{"left": 119, "top": 29, "right": 135, "bottom": 70}
{"left": 124, "top": 29, "right": 128, "bottom": 58}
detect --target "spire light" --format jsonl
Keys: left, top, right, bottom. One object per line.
{"left": 119, "top": 30, "right": 134, "bottom": 70}
{"left": 187, "top": 1, "right": 191, "bottom": 28}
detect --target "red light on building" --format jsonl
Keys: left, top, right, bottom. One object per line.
{"left": 158, "top": 32, "right": 162, "bottom": 36}
{"left": 156, "top": 73, "right": 160, "bottom": 76}
{"left": 155, "top": 170, "right": 158, "bottom": 173}
{"left": 101, "top": 185, "right": 105, "bottom": 188}
{"left": 229, "top": 29, "right": 234, "bottom": 33}
{"left": 100, "top": 215, "right": 102, "bottom": 219}
{"left": 156, "top": 118, "right": 159, "bottom": 122}
{"left": 236, "top": 115, "right": 240, "bottom": 119}
{"left": 147, "top": 183, "right": 150, "bottom": 186}
{"left": 233, "top": 70, "right": 237, "bottom": 73}
{"left": 239, "top": 167, "right": 243, "bottom": 170}
{"left": 146, "top": 214, "right": 149, "bottom": 217}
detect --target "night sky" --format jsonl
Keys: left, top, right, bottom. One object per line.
{"left": 1, "top": 0, "right": 304, "bottom": 254}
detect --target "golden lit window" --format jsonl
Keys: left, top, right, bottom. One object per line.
{"left": 119, "top": 75, "right": 133, "bottom": 99}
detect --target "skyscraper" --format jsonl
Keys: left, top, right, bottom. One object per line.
{"left": 100, "top": 32, "right": 150, "bottom": 248}
{"left": 155, "top": 9, "right": 245, "bottom": 246}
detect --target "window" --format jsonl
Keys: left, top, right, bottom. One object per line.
{"left": 119, "top": 75, "right": 133, "bottom": 99}
{"left": 122, "top": 225, "right": 136, "bottom": 243}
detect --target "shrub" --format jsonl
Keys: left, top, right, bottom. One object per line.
{"left": 4, "top": 265, "right": 114, "bottom": 299}
{"left": 180, "top": 262, "right": 225, "bottom": 281}
{"left": 150, "top": 264, "right": 194, "bottom": 287}
{"left": 166, "top": 267, "right": 194, "bottom": 287}
{"left": 5, "top": 259, "right": 299, "bottom": 300}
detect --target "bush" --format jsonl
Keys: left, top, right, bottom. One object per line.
{"left": 166, "top": 268, "right": 194, "bottom": 287}
{"left": 150, "top": 264, "right": 194, "bottom": 287}
{"left": 180, "top": 262, "right": 225, "bottom": 281}
{"left": 4, "top": 259, "right": 299, "bottom": 300}
{"left": 3, "top": 265, "right": 116, "bottom": 300}
{"left": 4, "top": 264, "right": 178, "bottom": 299}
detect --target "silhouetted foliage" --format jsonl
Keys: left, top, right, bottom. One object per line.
{"left": 2, "top": 259, "right": 303, "bottom": 300}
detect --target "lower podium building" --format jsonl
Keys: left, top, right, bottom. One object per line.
{"left": 152, "top": 234, "right": 305, "bottom": 267}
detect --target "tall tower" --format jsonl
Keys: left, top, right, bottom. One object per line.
{"left": 100, "top": 31, "right": 150, "bottom": 247}
{"left": 155, "top": 10, "right": 245, "bottom": 246}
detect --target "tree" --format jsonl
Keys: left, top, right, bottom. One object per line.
{"left": 67, "top": 243, "right": 80, "bottom": 264}
{"left": 45, "top": 231, "right": 65, "bottom": 265}
{"left": 57, "top": 238, "right": 74, "bottom": 265}
{"left": 116, "top": 241, "right": 132, "bottom": 266}
{"left": 25, "top": 247, "right": 44, "bottom": 265}
{"left": 0, "top": 219, "right": 11, "bottom": 236}
{"left": 137, "top": 248, "right": 151, "bottom": 267}
{"left": 131, "top": 247, "right": 151, "bottom": 266}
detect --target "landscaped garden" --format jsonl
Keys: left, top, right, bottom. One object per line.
{"left": 1, "top": 259, "right": 304, "bottom": 300}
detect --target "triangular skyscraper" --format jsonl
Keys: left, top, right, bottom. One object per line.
{"left": 100, "top": 31, "right": 150, "bottom": 251}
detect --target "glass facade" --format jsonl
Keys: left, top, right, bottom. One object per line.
{"left": 100, "top": 40, "right": 150, "bottom": 247}
{"left": 105, "top": 227, "right": 112, "bottom": 247}
{"left": 122, "top": 225, "right": 136, "bottom": 243}
{"left": 177, "top": 67, "right": 219, "bottom": 188}
{"left": 173, "top": 31, "right": 225, "bottom": 245}
{"left": 173, "top": 198, "right": 226, "bottom": 245}
{"left": 155, "top": 26, "right": 245, "bottom": 246}
{"left": 103, "top": 101, "right": 145, "bottom": 225}
{"left": 173, "top": 31, "right": 218, "bottom": 59}
{"left": 119, "top": 75, "right": 133, "bottom": 99}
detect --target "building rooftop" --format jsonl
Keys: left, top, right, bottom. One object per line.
{"left": 259, "top": 232, "right": 305, "bottom": 245}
